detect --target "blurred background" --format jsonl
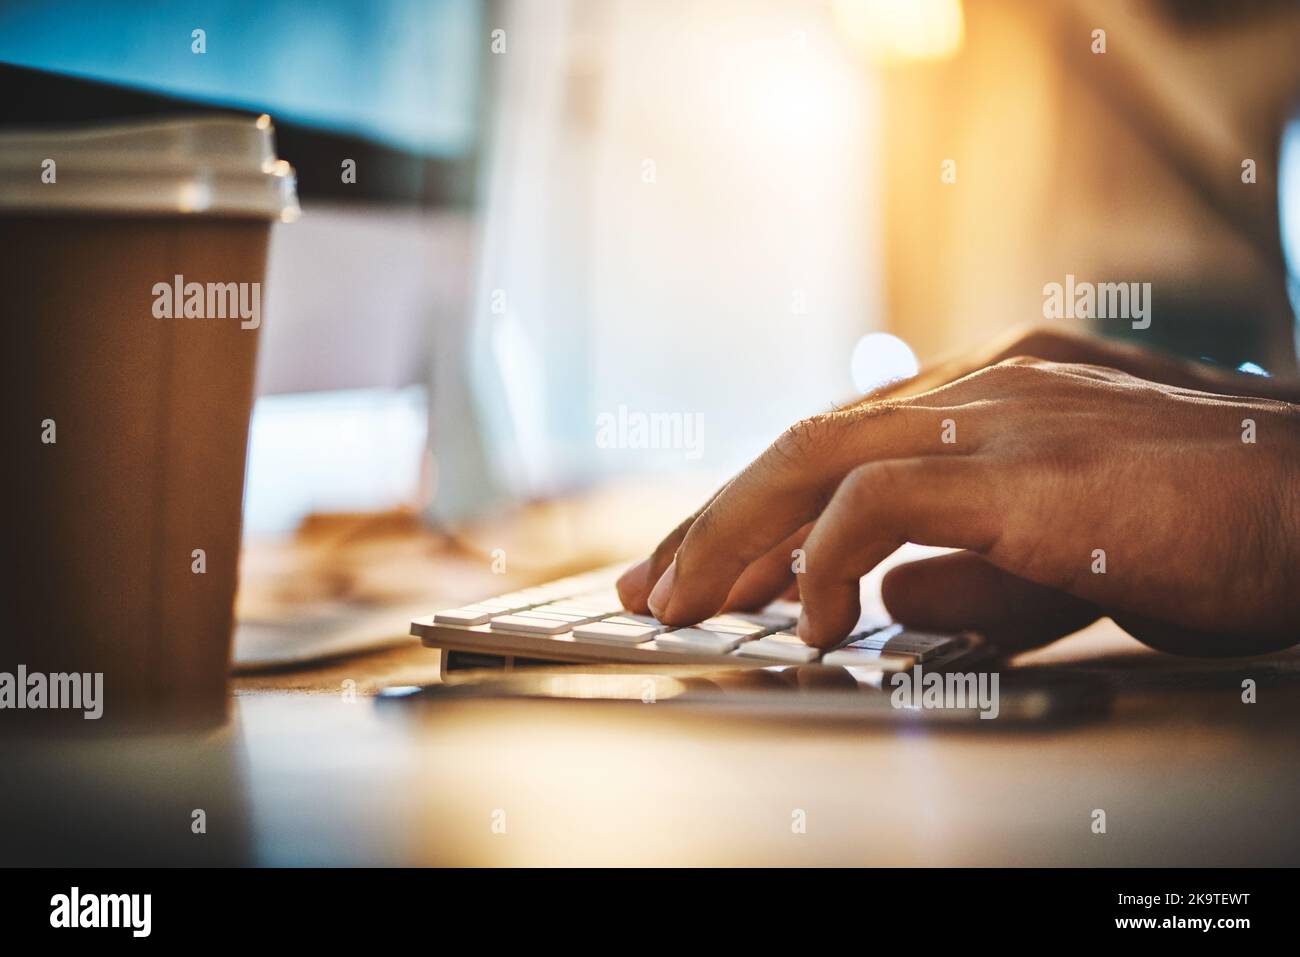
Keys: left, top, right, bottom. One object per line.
{"left": 5, "top": 0, "right": 1300, "bottom": 656}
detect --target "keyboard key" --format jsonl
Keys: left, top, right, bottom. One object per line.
{"left": 489, "top": 614, "right": 577, "bottom": 636}
{"left": 821, "top": 647, "right": 914, "bottom": 671}
{"left": 489, "top": 594, "right": 543, "bottom": 611}
{"left": 863, "top": 638, "right": 956, "bottom": 662}
{"left": 886, "top": 644, "right": 946, "bottom": 663}
{"left": 735, "top": 633, "right": 819, "bottom": 663}
{"left": 570, "top": 590, "right": 622, "bottom": 606}
{"left": 849, "top": 641, "right": 938, "bottom": 662}
{"left": 590, "top": 613, "right": 665, "bottom": 634}
{"left": 763, "top": 599, "right": 803, "bottom": 620}
{"left": 565, "top": 600, "right": 605, "bottom": 612}
{"left": 699, "top": 617, "right": 765, "bottom": 636}
{"left": 477, "top": 598, "right": 532, "bottom": 613}
{"left": 571, "top": 621, "right": 659, "bottom": 645}
{"left": 845, "top": 626, "right": 957, "bottom": 662}
{"left": 730, "top": 610, "right": 798, "bottom": 630}
{"left": 433, "top": 606, "right": 497, "bottom": 626}
{"left": 846, "top": 624, "right": 904, "bottom": 646}
{"left": 611, "top": 613, "right": 664, "bottom": 627}
{"left": 885, "top": 631, "right": 961, "bottom": 654}
{"left": 653, "top": 628, "right": 744, "bottom": 654}
{"left": 529, "top": 603, "right": 610, "bottom": 624}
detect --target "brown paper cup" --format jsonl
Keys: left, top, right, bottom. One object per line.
{"left": 1, "top": 116, "right": 298, "bottom": 725}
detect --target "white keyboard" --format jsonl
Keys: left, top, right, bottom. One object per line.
{"left": 410, "top": 565, "right": 979, "bottom": 678}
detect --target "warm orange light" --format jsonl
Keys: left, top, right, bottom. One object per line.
{"left": 832, "top": 0, "right": 965, "bottom": 64}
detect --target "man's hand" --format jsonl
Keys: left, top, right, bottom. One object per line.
{"left": 857, "top": 324, "right": 1300, "bottom": 404}
{"left": 617, "top": 357, "right": 1300, "bottom": 657}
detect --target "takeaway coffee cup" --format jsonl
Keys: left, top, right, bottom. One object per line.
{"left": 1, "top": 115, "right": 298, "bottom": 724}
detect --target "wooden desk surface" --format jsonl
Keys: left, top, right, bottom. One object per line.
{"left": 4, "top": 619, "right": 1297, "bottom": 866}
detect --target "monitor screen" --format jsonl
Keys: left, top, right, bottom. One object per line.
{"left": 0, "top": 0, "right": 482, "bottom": 156}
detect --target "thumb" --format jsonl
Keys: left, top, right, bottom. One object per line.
{"left": 882, "top": 550, "right": 1098, "bottom": 654}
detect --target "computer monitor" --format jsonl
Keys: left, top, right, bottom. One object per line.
{"left": 0, "top": 0, "right": 489, "bottom": 534}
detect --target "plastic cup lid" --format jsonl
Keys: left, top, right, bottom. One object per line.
{"left": 0, "top": 113, "right": 300, "bottom": 221}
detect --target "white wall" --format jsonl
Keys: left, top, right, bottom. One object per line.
{"left": 587, "top": 0, "right": 881, "bottom": 472}
{"left": 470, "top": 0, "right": 882, "bottom": 498}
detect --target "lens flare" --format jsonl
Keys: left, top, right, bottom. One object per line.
{"left": 850, "top": 333, "right": 919, "bottom": 393}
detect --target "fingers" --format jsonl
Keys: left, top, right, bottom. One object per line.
{"left": 616, "top": 512, "right": 699, "bottom": 613}
{"left": 649, "top": 404, "right": 957, "bottom": 625}
{"left": 720, "top": 524, "right": 810, "bottom": 612}
{"left": 881, "top": 550, "right": 1099, "bottom": 654}
{"left": 1008, "top": 329, "right": 1210, "bottom": 392}
{"left": 796, "top": 457, "right": 1000, "bottom": 647}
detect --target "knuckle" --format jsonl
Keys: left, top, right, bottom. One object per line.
{"left": 979, "top": 356, "right": 1058, "bottom": 384}
{"left": 838, "top": 460, "right": 906, "bottom": 508}
{"left": 1001, "top": 324, "right": 1072, "bottom": 360}
{"left": 995, "top": 354, "right": 1046, "bottom": 369}
{"left": 680, "top": 506, "right": 716, "bottom": 550}
{"left": 773, "top": 413, "right": 840, "bottom": 463}
{"left": 675, "top": 507, "right": 719, "bottom": 565}
{"left": 676, "top": 506, "right": 748, "bottom": 578}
